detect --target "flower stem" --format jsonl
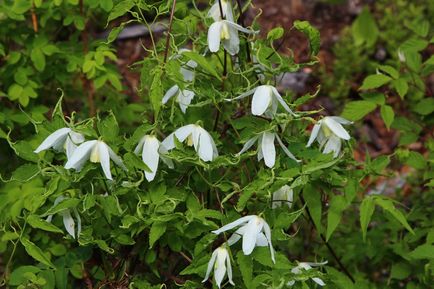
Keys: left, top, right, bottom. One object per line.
{"left": 163, "top": 0, "right": 177, "bottom": 64}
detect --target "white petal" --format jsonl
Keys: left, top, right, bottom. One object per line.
{"left": 255, "top": 233, "right": 268, "bottom": 247}
{"left": 161, "top": 133, "right": 176, "bottom": 151}
{"left": 61, "top": 210, "right": 75, "bottom": 239}
{"left": 142, "top": 136, "right": 160, "bottom": 181}
{"left": 330, "top": 116, "right": 352, "bottom": 125}
{"left": 242, "top": 217, "right": 263, "bottom": 255}
{"left": 237, "top": 136, "right": 259, "bottom": 156}
{"left": 227, "top": 227, "right": 245, "bottom": 246}
{"left": 224, "top": 20, "right": 257, "bottom": 34}
{"left": 208, "top": 22, "right": 223, "bottom": 53}
{"left": 197, "top": 129, "right": 216, "bottom": 162}
{"left": 262, "top": 132, "right": 276, "bottom": 168}
{"left": 323, "top": 135, "right": 341, "bottom": 158}
{"left": 306, "top": 123, "right": 321, "bottom": 147}
{"left": 212, "top": 215, "right": 254, "bottom": 235}
{"left": 162, "top": 85, "right": 179, "bottom": 104}
{"left": 64, "top": 138, "right": 78, "bottom": 160}
{"left": 287, "top": 280, "right": 295, "bottom": 286}
{"left": 323, "top": 117, "right": 350, "bottom": 140}
{"left": 69, "top": 131, "right": 85, "bottom": 144}
{"left": 34, "top": 127, "right": 70, "bottom": 153}
{"left": 214, "top": 249, "right": 227, "bottom": 288}
{"left": 108, "top": 146, "right": 126, "bottom": 170}
{"left": 134, "top": 136, "right": 146, "bottom": 155}
{"left": 272, "top": 87, "right": 297, "bottom": 116}
{"left": 251, "top": 86, "right": 273, "bottom": 116}
{"left": 223, "top": 25, "right": 239, "bottom": 56}
{"left": 227, "top": 87, "right": 257, "bottom": 102}
{"left": 202, "top": 249, "right": 218, "bottom": 283}
{"left": 226, "top": 251, "right": 235, "bottom": 285}
{"left": 177, "top": 90, "right": 195, "bottom": 113}
{"left": 180, "top": 66, "right": 195, "bottom": 82}
{"left": 275, "top": 134, "right": 300, "bottom": 162}
{"left": 262, "top": 220, "right": 275, "bottom": 263}
{"left": 65, "top": 140, "right": 97, "bottom": 170}
{"left": 312, "top": 277, "right": 326, "bottom": 286}
{"left": 174, "top": 124, "right": 196, "bottom": 143}
{"left": 97, "top": 141, "right": 112, "bottom": 180}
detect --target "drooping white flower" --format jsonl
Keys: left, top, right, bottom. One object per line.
{"left": 177, "top": 49, "right": 198, "bottom": 82}
{"left": 306, "top": 116, "right": 352, "bottom": 158}
{"left": 208, "top": 0, "right": 232, "bottom": 21}
{"left": 212, "top": 215, "right": 275, "bottom": 263}
{"left": 272, "top": 185, "right": 293, "bottom": 209}
{"left": 202, "top": 246, "right": 234, "bottom": 288}
{"left": 46, "top": 196, "right": 81, "bottom": 239}
{"left": 64, "top": 140, "right": 126, "bottom": 180}
{"left": 229, "top": 85, "right": 297, "bottom": 117}
{"left": 208, "top": 19, "right": 257, "bottom": 56}
{"left": 134, "top": 135, "right": 174, "bottom": 182}
{"left": 287, "top": 261, "right": 328, "bottom": 287}
{"left": 161, "top": 124, "right": 218, "bottom": 162}
{"left": 34, "top": 127, "right": 85, "bottom": 159}
{"left": 162, "top": 85, "right": 195, "bottom": 114}
{"left": 237, "top": 131, "right": 300, "bottom": 168}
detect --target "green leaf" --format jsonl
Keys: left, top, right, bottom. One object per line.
{"left": 149, "top": 67, "right": 163, "bottom": 118}
{"left": 9, "top": 266, "right": 41, "bottom": 286}
{"left": 392, "top": 78, "right": 408, "bottom": 99}
{"left": 8, "top": 84, "right": 24, "bottom": 101}
{"left": 374, "top": 198, "right": 414, "bottom": 234}
{"left": 107, "top": 0, "right": 135, "bottom": 22}
{"left": 27, "top": 215, "right": 63, "bottom": 233}
{"left": 360, "top": 196, "right": 375, "bottom": 242}
{"left": 303, "top": 184, "right": 322, "bottom": 233}
{"left": 360, "top": 74, "right": 392, "bottom": 90}
{"left": 413, "top": 98, "right": 434, "bottom": 115}
{"left": 182, "top": 51, "right": 221, "bottom": 80}
{"left": 406, "top": 19, "right": 430, "bottom": 37}
{"left": 100, "top": 0, "right": 113, "bottom": 12}
{"left": 107, "top": 25, "right": 124, "bottom": 43}
{"left": 378, "top": 65, "right": 399, "bottom": 79}
{"left": 21, "top": 238, "right": 55, "bottom": 268}
{"left": 405, "top": 151, "right": 426, "bottom": 169}
{"left": 43, "top": 198, "right": 81, "bottom": 216}
{"left": 326, "top": 195, "right": 348, "bottom": 241}
{"left": 31, "top": 48, "right": 46, "bottom": 71}
{"left": 400, "top": 38, "right": 429, "bottom": 52}
{"left": 341, "top": 100, "right": 377, "bottom": 121}
{"left": 11, "top": 164, "right": 40, "bottom": 182}
{"left": 237, "top": 251, "right": 253, "bottom": 288}
{"left": 351, "top": 8, "right": 378, "bottom": 47}
{"left": 293, "top": 20, "right": 320, "bottom": 56}
{"left": 97, "top": 111, "right": 119, "bottom": 142}
{"left": 149, "top": 222, "right": 166, "bottom": 248}
{"left": 408, "top": 244, "right": 434, "bottom": 259}
{"left": 380, "top": 105, "right": 394, "bottom": 130}
{"left": 267, "top": 27, "right": 284, "bottom": 41}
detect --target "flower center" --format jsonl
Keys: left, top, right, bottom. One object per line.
{"left": 220, "top": 23, "right": 230, "bottom": 40}
{"left": 90, "top": 143, "right": 100, "bottom": 163}
{"left": 186, "top": 134, "right": 194, "bottom": 146}
{"left": 321, "top": 124, "right": 332, "bottom": 137}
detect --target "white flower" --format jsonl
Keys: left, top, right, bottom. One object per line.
{"left": 237, "top": 131, "right": 300, "bottom": 168}
{"left": 306, "top": 116, "right": 352, "bottom": 158}
{"left": 162, "top": 85, "right": 195, "bottom": 114}
{"left": 34, "top": 127, "right": 85, "bottom": 159}
{"left": 202, "top": 246, "right": 234, "bottom": 288}
{"left": 46, "top": 196, "right": 81, "bottom": 239}
{"left": 229, "top": 85, "right": 297, "bottom": 117}
{"left": 272, "top": 185, "right": 293, "bottom": 209}
{"left": 287, "top": 261, "right": 328, "bottom": 287}
{"left": 208, "top": 0, "right": 232, "bottom": 21}
{"left": 177, "top": 49, "right": 198, "bottom": 82}
{"left": 64, "top": 140, "right": 126, "bottom": 180}
{"left": 134, "top": 135, "right": 174, "bottom": 182}
{"left": 161, "top": 124, "right": 218, "bottom": 162}
{"left": 212, "top": 215, "right": 275, "bottom": 263}
{"left": 208, "top": 19, "right": 257, "bottom": 56}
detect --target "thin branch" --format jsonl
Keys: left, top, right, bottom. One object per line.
{"left": 299, "top": 195, "right": 356, "bottom": 283}
{"left": 163, "top": 0, "right": 177, "bottom": 64}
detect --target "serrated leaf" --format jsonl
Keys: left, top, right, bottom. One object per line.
{"left": 182, "top": 51, "right": 221, "bottom": 80}
{"left": 237, "top": 251, "right": 253, "bottom": 288}
{"left": 97, "top": 111, "right": 119, "bottom": 142}
{"left": 413, "top": 98, "right": 434, "bottom": 116}
{"left": 11, "top": 164, "right": 40, "bottom": 182}
{"left": 374, "top": 197, "right": 414, "bottom": 234}
{"left": 149, "top": 67, "right": 163, "bottom": 118}
{"left": 27, "top": 215, "right": 63, "bottom": 233}
{"left": 326, "top": 195, "right": 348, "bottom": 241}
{"left": 149, "top": 222, "right": 166, "bottom": 248}
{"left": 43, "top": 198, "right": 81, "bottom": 217}
{"left": 380, "top": 105, "right": 394, "bottom": 130}
{"left": 31, "top": 48, "right": 46, "bottom": 71}
{"left": 341, "top": 100, "right": 377, "bottom": 121}
{"left": 408, "top": 244, "right": 434, "bottom": 259}
{"left": 360, "top": 74, "right": 392, "bottom": 90}
{"left": 21, "top": 238, "right": 55, "bottom": 268}
{"left": 107, "top": 0, "right": 135, "bottom": 22}
{"left": 378, "top": 65, "right": 399, "bottom": 79}
{"left": 352, "top": 8, "right": 378, "bottom": 47}
{"left": 392, "top": 78, "right": 408, "bottom": 99}
{"left": 303, "top": 184, "right": 322, "bottom": 233}
{"left": 360, "top": 196, "right": 375, "bottom": 242}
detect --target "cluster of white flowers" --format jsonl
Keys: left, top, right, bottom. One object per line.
{"left": 32, "top": 0, "right": 353, "bottom": 286}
